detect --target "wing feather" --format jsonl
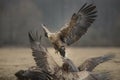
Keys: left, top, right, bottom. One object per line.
{"left": 59, "top": 3, "right": 97, "bottom": 45}
{"left": 41, "top": 24, "right": 51, "bottom": 38}
{"left": 28, "top": 31, "right": 59, "bottom": 72}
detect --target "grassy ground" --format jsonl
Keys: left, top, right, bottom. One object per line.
{"left": 0, "top": 47, "right": 120, "bottom": 80}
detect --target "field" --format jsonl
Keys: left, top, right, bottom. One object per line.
{"left": 0, "top": 47, "right": 120, "bottom": 80}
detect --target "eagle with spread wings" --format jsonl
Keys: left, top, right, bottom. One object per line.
{"left": 42, "top": 3, "right": 97, "bottom": 57}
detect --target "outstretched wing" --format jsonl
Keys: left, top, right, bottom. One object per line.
{"left": 28, "top": 31, "right": 59, "bottom": 72}
{"left": 78, "top": 54, "right": 115, "bottom": 71}
{"left": 59, "top": 3, "right": 97, "bottom": 45}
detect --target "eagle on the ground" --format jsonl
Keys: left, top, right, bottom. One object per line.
{"left": 42, "top": 3, "right": 97, "bottom": 57}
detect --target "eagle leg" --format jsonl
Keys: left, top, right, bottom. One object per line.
{"left": 59, "top": 46, "right": 66, "bottom": 57}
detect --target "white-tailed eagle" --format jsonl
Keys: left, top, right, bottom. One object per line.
{"left": 42, "top": 3, "right": 97, "bottom": 57}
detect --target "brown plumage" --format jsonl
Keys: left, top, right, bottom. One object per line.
{"left": 15, "top": 31, "right": 114, "bottom": 80}
{"left": 42, "top": 3, "right": 97, "bottom": 57}
{"left": 28, "top": 31, "right": 59, "bottom": 73}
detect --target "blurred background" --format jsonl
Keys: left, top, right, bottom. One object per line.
{"left": 0, "top": 1, "right": 120, "bottom": 80}
{"left": 0, "top": 0, "right": 120, "bottom": 47}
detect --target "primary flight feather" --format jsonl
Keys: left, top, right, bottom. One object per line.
{"left": 28, "top": 31, "right": 59, "bottom": 73}
{"left": 42, "top": 3, "right": 97, "bottom": 57}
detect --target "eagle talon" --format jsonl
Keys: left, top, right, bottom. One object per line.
{"left": 59, "top": 46, "right": 66, "bottom": 57}
{"left": 61, "top": 46, "right": 65, "bottom": 50}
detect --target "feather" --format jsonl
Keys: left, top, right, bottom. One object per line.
{"left": 28, "top": 31, "right": 59, "bottom": 72}
{"left": 41, "top": 24, "right": 51, "bottom": 37}
{"left": 58, "top": 3, "right": 97, "bottom": 45}
{"left": 78, "top": 54, "right": 115, "bottom": 71}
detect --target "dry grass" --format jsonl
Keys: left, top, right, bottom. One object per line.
{"left": 0, "top": 47, "right": 120, "bottom": 80}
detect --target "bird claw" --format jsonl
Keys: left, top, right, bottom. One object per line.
{"left": 61, "top": 46, "right": 65, "bottom": 50}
